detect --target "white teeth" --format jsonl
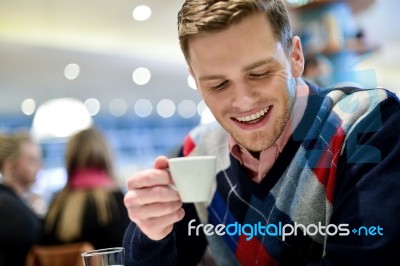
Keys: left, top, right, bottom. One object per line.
{"left": 236, "top": 107, "right": 270, "bottom": 123}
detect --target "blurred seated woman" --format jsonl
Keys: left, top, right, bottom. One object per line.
{"left": 41, "top": 127, "right": 130, "bottom": 249}
{"left": 0, "top": 132, "right": 43, "bottom": 266}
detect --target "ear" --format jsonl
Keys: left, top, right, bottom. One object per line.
{"left": 290, "top": 36, "right": 304, "bottom": 78}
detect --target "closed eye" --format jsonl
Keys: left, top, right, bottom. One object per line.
{"left": 249, "top": 72, "right": 270, "bottom": 79}
{"left": 211, "top": 80, "right": 229, "bottom": 91}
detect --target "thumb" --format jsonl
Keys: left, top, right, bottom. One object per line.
{"left": 153, "top": 155, "right": 169, "bottom": 170}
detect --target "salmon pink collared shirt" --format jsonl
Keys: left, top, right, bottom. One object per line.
{"left": 229, "top": 83, "right": 309, "bottom": 183}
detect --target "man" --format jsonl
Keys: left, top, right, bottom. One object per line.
{"left": 0, "top": 132, "right": 43, "bottom": 266}
{"left": 123, "top": 0, "right": 400, "bottom": 265}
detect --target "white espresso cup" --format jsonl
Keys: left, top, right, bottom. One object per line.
{"left": 168, "top": 155, "right": 217, "bottom": 203}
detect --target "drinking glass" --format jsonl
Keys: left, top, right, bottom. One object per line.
{"left": 81, "top": 247, "right": 125, "bottom": 266}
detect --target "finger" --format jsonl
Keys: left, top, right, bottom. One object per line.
{"left": 153, "top": 155, "right": 169, "bottom": 170}
{"left": 127, "top": 200, "right": 183, "bottom": 220}
{"left": 137, "top": 207, "right": 185, "bottom": 241}
{"left": 124, "top": 185, "right": 180, "bottom": 206}
{"left": 126, "top": 168, "right": 172, "bottom": 190}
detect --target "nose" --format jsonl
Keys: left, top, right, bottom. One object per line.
{"left": 231, "top": 82, "right": 257, "bottom": 109}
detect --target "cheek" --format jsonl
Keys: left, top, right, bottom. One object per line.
{"left": 202, "top": 91, "right": 224, "bottom": 109}
{"left": 197, "top": 85, "right": 214, "bottom": 101}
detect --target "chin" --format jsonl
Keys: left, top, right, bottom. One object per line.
{"left": 236, "top": 131, "right": 276, "bottom": 152}
{"left": 245, "top": 141, "right": 274, "bottom": 152}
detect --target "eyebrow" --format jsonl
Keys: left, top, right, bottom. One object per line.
{"left": 198, "top": 58, "right": 275, "bottom": 82}
{"left": 242, "top": 58, "right": 275, "bottom": 72}
{"left": 198, "top": 74, "right": 224, "bottom": 82}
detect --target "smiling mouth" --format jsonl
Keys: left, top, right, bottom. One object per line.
{"left": 234, "top": 106, "right": 270, "bottom": 124}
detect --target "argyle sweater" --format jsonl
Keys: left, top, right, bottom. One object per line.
{"left": 123, "top": 85, "right": 400, "bottom": 266}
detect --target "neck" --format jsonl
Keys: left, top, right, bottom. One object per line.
{"left": 2, "top": 176, "right": 28, "bottom": 196}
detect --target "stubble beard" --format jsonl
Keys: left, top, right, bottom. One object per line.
{"left": 236, "top": 108, "right": 291, "bottom": 152}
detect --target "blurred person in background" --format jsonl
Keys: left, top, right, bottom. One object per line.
{"left": 0, "top": 132, "right": 43, "bottom": 266}
{"left": 41, "top": 127, "right": 130, "bottom": 249}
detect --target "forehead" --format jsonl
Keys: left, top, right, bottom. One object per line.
{"left": 188, "top": 13, "right": 282, "bottom": 72}
{"left": 19, "top": 141, "right": 40, "bottom": 155}
{"left": 190, "top": 13, "right": 273, "bottom": 48}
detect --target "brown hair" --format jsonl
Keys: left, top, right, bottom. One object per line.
{"left": 65, "top": 127, "right": 114, "bottom": 179}
{"left": 0, "top": 132, "right": 32, "bottom": 172}
{"left": 178, "top": 0, "right": 292, "bottom": 62}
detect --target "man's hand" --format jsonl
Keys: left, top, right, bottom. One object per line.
{"left": 124, "top": 156, "right": 185, "bottom": 240}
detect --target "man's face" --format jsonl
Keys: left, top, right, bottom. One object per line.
{"left": 13, "top": 142, "right": 42, "bottom": 187}
{"left": 188, "top": 13, "right": 303, "bottom": 152}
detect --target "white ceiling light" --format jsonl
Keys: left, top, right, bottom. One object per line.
{"left": 134, "top": 99, "right": 153, "bottom": 117}
{"left": 132, "top": 5, "right": 152, "bottom": 21}
{"left": 157, "top": 99, "right": 175, "bottom": 118}
{"left": 132, "top": 67, "right": 151, "bottom": 85}
{"left": 84, "top": 98, "right": 101, "bottom": 116}
{"left": 31, "top": 98, "right": 93, "bottom": 142}
{"left": 64, "top": 63, "right": 80, "bottom": 80}
{"left": 177, "top": 100, "right": 197, "bottom": 118}
{"left": 21, "top": 98, "right": 36, "bottom": 116}
{"left": 109, "top": 98, "right": 127, "bottom": 117}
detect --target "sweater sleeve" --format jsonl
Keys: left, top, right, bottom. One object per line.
{"left": 123, "top": 203, "right": 207, "bottom": 266}
{"left": 313, "top": 93, "right": 400, "bottom": 265}
{"left": 123, "top": 222, "right": 177, "bottom": 266}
